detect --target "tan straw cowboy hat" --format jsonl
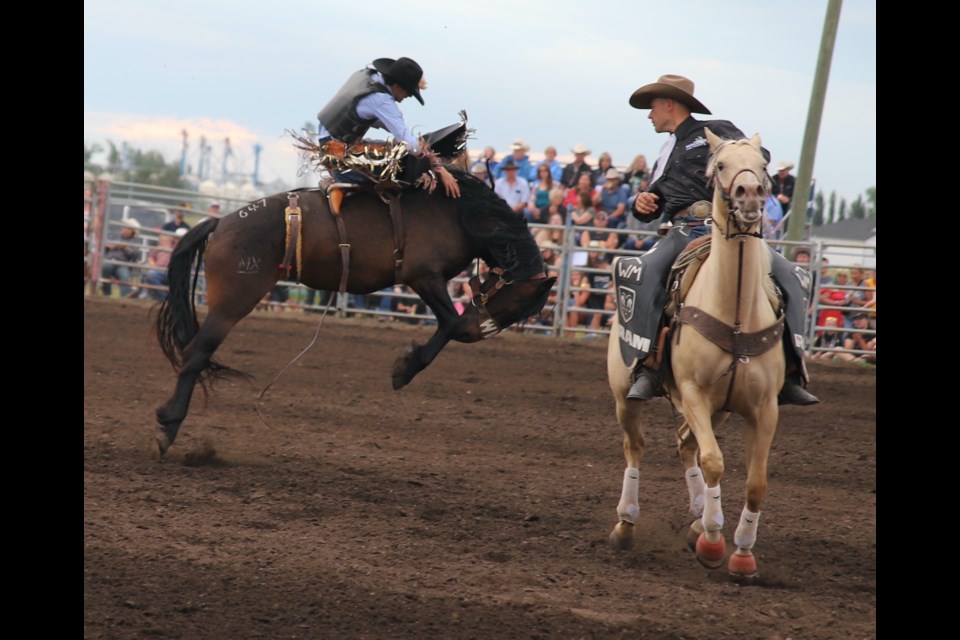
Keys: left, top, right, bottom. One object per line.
{"left": 629, "top": 74, "right": 711, "bottom": 114}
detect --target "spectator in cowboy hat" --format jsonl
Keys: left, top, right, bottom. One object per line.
{"left": 561, "top": 143, "right": 593, "bottom": 188}
{"left": 596, "top": 168, "right": 631, "bottom": 229}
{"left": 772, "top": 160, "right": 796, "bottom": 215}
{"left": 494, "top": 139, "right": 532, "bottom": 180}
{"left": 493, "top": 156, "right": 531, "bottom": 215}
{"left": 316, "top": 56, "right": 459, "bottom": 199}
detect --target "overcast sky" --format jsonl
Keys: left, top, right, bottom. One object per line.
{"left": 84, "top": 0, "right": 875, "bottom": 203}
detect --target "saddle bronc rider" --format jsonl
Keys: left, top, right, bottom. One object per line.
{"left": 622, "top": 74, "right": 818, "bottom": 406}
{"left": 316, "top": 56, "right": 460, "bottom": 207}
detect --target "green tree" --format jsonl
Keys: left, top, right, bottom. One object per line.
{"left": 838, "top": 198, "right": 847, "bottom": 222}
{"left": 865, "top": 186, "right": 876, "bottom": 219}
{"left": 84, "top": 142, "right": 103, "bottom": 175}
{"left": 96, "top": 140, "right": 186, "bottom": 188}
{"left": 813, "top": 190, "right": 825, "bottom": 226}
{"left": 828, "top": 191, "right": 837, "bottom": 224}
{"left": 106, "top": 141, "right": 123, "bottom": 173}
{"left": 849, "top": 195, "right": 865, "bottom": 220}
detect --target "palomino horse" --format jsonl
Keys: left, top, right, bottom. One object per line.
{"left": 154, "top": 169, "right": 555, "bottom": 457}
{"left": 607, "top": 130, "right": 783, "bottom": 578}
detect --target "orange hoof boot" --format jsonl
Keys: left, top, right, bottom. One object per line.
{"left": 695, "top": 532, "right": 726, "bottom": 568}
{"left": 728, "top": 549, "right": 758, "bottom": 578}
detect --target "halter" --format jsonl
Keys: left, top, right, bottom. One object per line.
{"left": 468, "top": 265, "right": 513, "bottom": 339}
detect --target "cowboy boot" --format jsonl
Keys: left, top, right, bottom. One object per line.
{"left": 329, "top": 182, "right": 363, "bottom": 215}
{"left": 627, "top": 365, "right": 662, "bottom": 401}
{"left": 328, "top": 187, "right": 344, "bottom": 215}
{"left": 778, "top": 372, "right": 820, "bottom": 406}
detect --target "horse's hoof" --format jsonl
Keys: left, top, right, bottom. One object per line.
{"left": 391, "top": 357, "right": 412, "bottom": 390}
{"left": 728, "top": 549, "right": 758, "bottom": 578}
{"left": 695, "top": 532, "right": 726, "bottom": 569}
{"left": 157, "top": 429, "right": 173, "bottom": 460}
{"left": 157, "top": 424, "right": 177, "bottom": 462}
{"left": 686, "top": 519, "right": 705, "bottom": 551}
{"left": 609, "top": 521, "right": 636, "bottom": 551}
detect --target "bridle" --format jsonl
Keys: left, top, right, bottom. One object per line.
{"left": 708, "top": 141, "right": 768, "bottom": 241}
{"left": 468, "top": 265, "right": 513, "bottom": 339}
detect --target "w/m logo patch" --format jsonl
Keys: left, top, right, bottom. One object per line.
{"left": 615, "top": 256, "right": 644, "bottom": 282}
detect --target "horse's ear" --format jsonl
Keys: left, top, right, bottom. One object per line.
{"left": 749, "top": 133, "right": 762, "bottom": 150}
{"left": 705, "top": 128, "right": 723, "bottom": 152}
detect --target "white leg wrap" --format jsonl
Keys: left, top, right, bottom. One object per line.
{"left": 733, "top": 507, "right": 761, "bottom": 550}
{"left": 685, "top": 466, "right": 706, "bottom": 517}
{"left": 701, "top": 484, "right": 723, "bottom": 533}
{"left": 616, "top": 467, "right": 640, "bottom": 524}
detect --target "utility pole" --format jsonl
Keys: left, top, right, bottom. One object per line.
{"left": 785, "top": 0, "right": 843, "bottom": 243}
{"left": 179, "top": 130, "right": 189, "bottom": 175}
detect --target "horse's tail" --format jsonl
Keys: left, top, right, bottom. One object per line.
{"left": 154, "top": 218, "right": 245, "bottom": 389}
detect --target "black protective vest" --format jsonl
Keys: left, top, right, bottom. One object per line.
{"left": 317, "top": 69, "right": 392, "bottom": 143}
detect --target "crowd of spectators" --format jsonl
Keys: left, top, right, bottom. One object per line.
{"left": 88, "top": 145, "right": 875, "bottom": 365}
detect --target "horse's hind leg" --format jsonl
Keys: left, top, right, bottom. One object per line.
{"left": 677, "top": 420, "right": 706, "bottom": 549}
{"left": 679, "top": 400, "right": 728, "bottom": 568}
{"left": 155, "top": 311, "right": 240, "bottom": 457}
{"left": 677, "top": 412, "right": 730, "bottom": 550}
{"left": 607, "top": 318, "right": 646, "bottom": 551}
{"left": 610, "top": 398, "right": 646, "bottom": 550}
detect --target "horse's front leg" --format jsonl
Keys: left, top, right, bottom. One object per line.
{"left": 391, "top": 277, "right": 460, "bottom": 390}
{"left": 729, "top": 403, "right": 778, "bottom": 579}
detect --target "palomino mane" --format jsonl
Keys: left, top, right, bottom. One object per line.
{"left": 448, "top": 166, "right": 546, "bottom": 281}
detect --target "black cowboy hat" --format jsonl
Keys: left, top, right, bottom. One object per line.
{"left": 372, "top": 57, "right": 425, "bottom": 105}
{"left": 629, "top": 74, "right": 711, "bottom": 114}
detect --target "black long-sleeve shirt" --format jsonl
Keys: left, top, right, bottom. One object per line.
{"left": 635, "top": 116, "right": 759, "bottom": 223}
{"left": 772, "top": 173, "right": 796, "bottom": 215}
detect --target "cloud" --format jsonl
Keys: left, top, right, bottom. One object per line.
{"left": 84, "top": 111, "right": 302, "bottom": 184}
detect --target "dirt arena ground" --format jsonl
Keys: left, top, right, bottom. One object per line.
{"left": 84, "top": 297, "right": 876, "bottom": 639}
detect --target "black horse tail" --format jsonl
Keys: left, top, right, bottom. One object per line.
{"left": 154, "top": 218, "right": 245, "bottom": 390}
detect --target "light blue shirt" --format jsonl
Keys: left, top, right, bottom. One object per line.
{"left": 494, "top": 176, "right": 531, "bottom": 210}
{"left": 317, "top": 72, "right": 418, "bottom": 148}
